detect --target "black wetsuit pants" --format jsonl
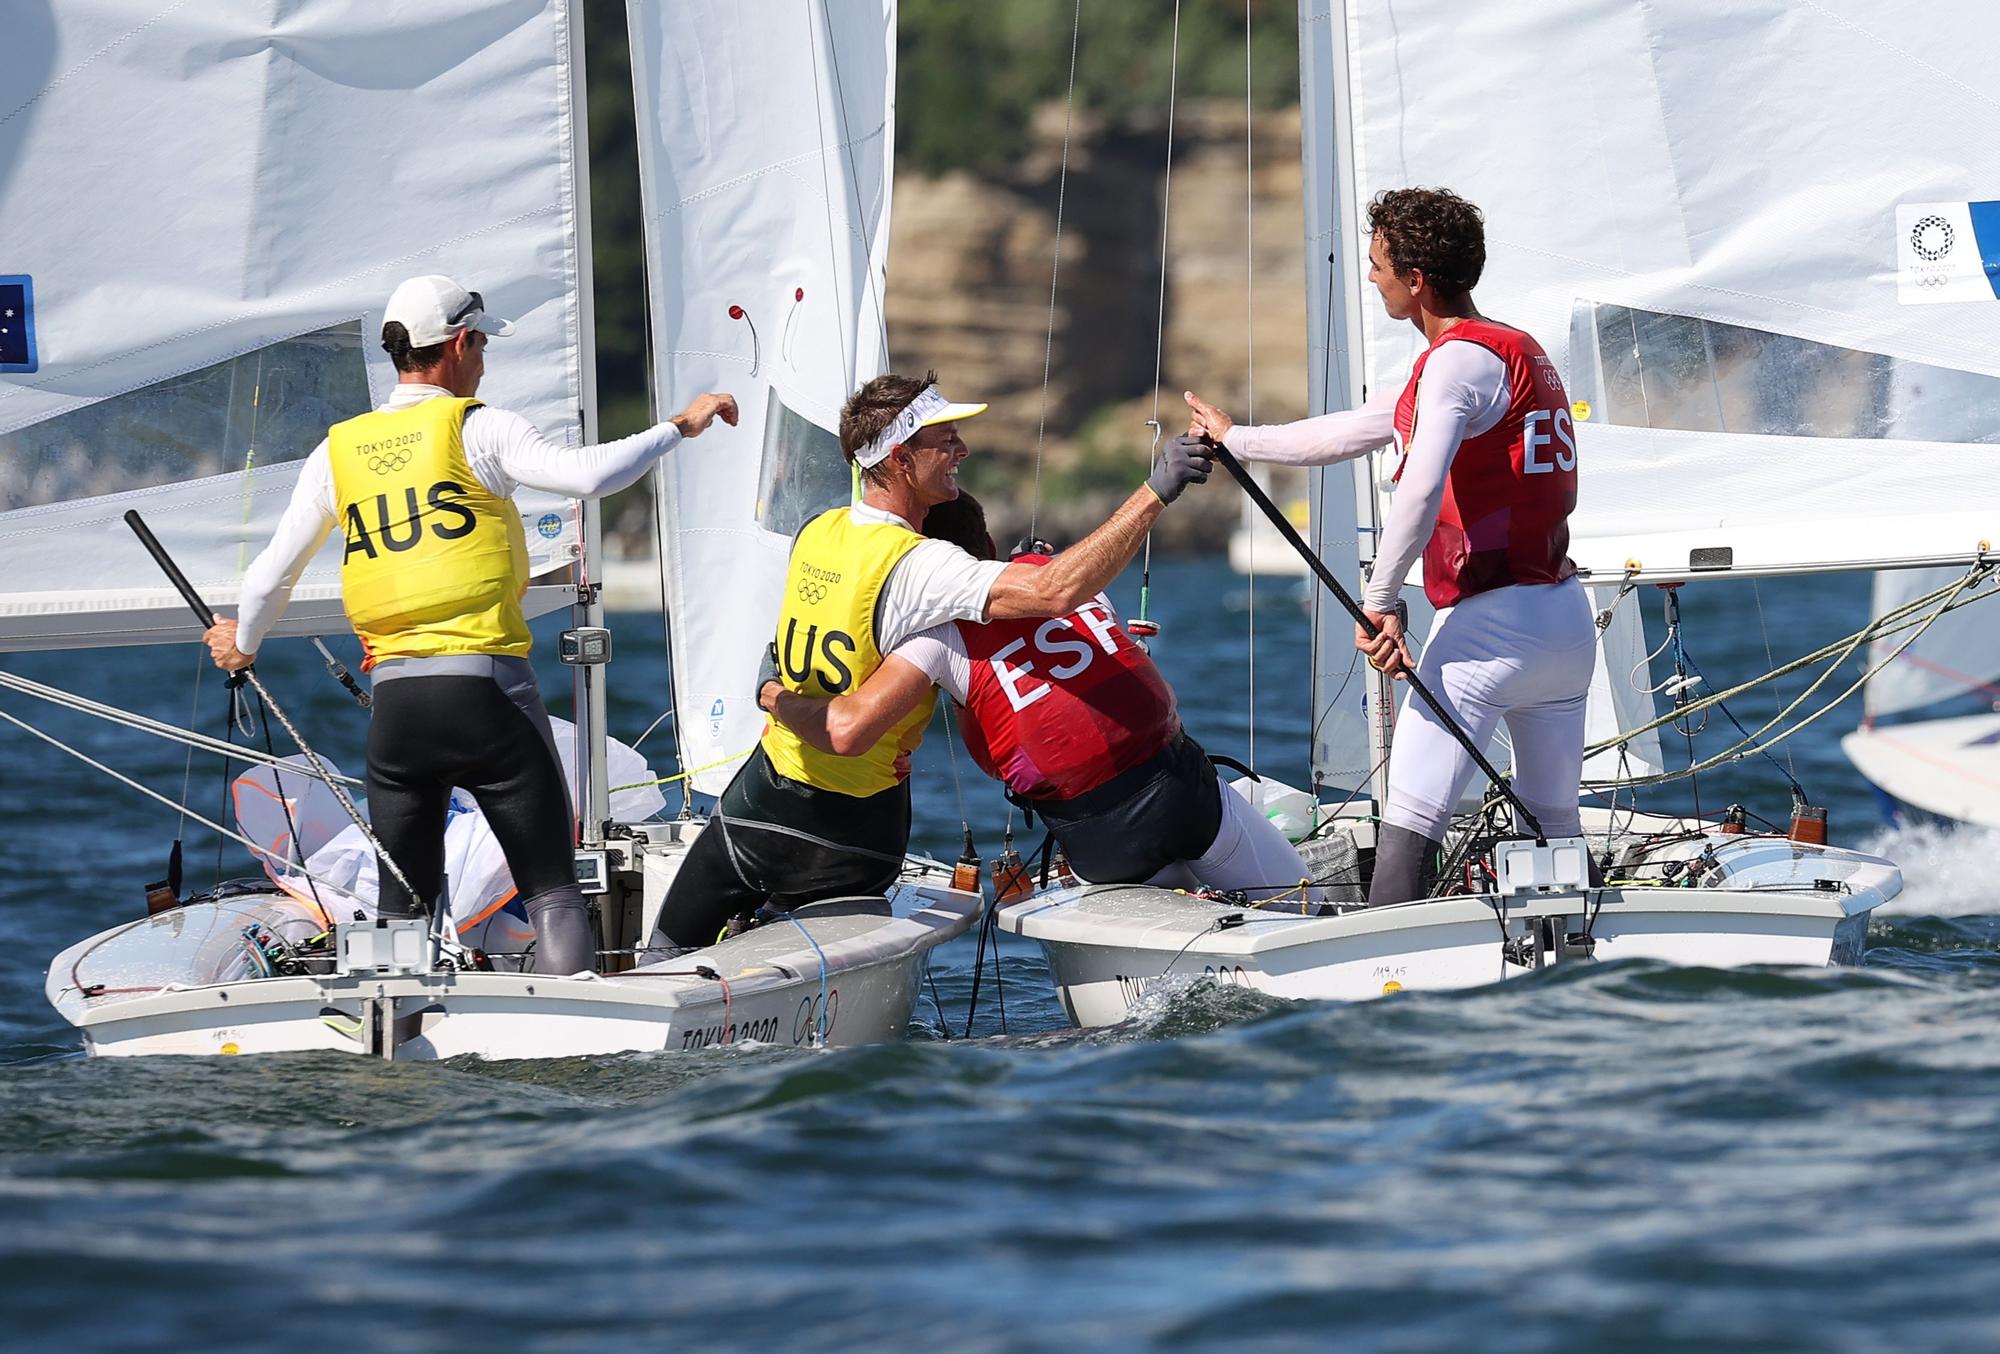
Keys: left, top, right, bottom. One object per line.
{"left": 656, "top": 746, "right": 910, "bottom": 948}
{"left": 366, "top": 656, "right": 594, "bottom": 974}
{"left": 1030, "top": 731, "right": 1225, "bottom": 883}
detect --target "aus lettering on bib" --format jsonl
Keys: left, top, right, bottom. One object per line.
{"left": 779, "top": 617, "right": 859, "bottom": 694}
{"left": 1520, "top": 407, "right": 1578, "bottom": 475}
{"left": 987, "top": 602, "right": 1125, "bottom": 712}
{"left": 343, "top": 481, "right": 479, "bottom": 559}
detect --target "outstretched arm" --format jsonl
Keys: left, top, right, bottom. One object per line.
{"left": 982, "top": 435, "right": 1214, "bottom": 620}
{"left": 484, "top": 392, "right": 738, "bottom": 499}
{"left": 1185, "top": 388, "right": 1396, "bottom": 466}
{"left": 760, "top": 654, "right": 935, "bottom": 757}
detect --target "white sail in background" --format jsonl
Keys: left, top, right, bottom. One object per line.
{"left": 628, "top": 0, "right": 896, "bottom": 796}
{"left": 1332, "top": 0, "right": 2000, "bottom": 583}
{"left": 1863, "top": 567, "right": 2000, "bottom": 720}
{"left": 0, "top": 0, "right": 592, "bottom": 651}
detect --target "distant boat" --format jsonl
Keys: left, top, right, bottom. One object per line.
{"left": 1225, "top": 469, "right": 1308, "bottom": 576}
{"left": 1843, "top": 567, "right": 2000, "bottom": 829}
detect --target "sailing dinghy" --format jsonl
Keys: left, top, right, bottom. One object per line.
{"left": 1842, "top": 566, "right": 2000, "bottom": 829}
{"left": 997, "top": 0, "right": 2000, "bottom": 1024}
{"left": 13, "top": 0, "right": 979, "bottom": 1059}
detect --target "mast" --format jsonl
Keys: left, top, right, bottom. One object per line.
{"left": 1298, "top": 0, "right": 1384, "bottom": 807}
{"left": 565, "top": 0, "right": 610, "bottom": 848}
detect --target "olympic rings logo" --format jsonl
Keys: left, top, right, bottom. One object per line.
{"left": 796, "top": 580, "right": 828, "bottom": 604}
{"left": 367, "top": 450, "right": 411, "bottom": 475}
{"left": 794, "top": 988, "right": 837, "bottom": 1043}
{"left": 1914, "top": 273, "right": 1952, "bottom": 289}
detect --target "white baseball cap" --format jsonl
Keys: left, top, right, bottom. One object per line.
{"left": 857, "top": 385, "right": 989, "bottom": 469}
{"left": 382, "top": 275, "right": 516, "bottom": 347}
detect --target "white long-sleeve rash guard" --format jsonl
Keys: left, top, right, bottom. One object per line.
{"left": 1222, "top": 340, "right": 1510, "bottom": 613}
{"left": 234, "top": 383, "right": 684, "bottom": 654}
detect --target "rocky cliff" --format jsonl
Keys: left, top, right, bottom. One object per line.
{"left": 885, "top": 101, "right": 1312, "bottom": 550}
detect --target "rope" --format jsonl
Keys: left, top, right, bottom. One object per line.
{"left": 232, "top": 667, "right": 432, "bottom": 923}
{"left": 1586, "top": 563, "right": 1996, "bottom": 760}
{"left": 1028, "top": 0, "right": 1083, "bottom": 541}
{"left": 0, "top": 669, "right": 365, "bottom": 786}
{"left": 1136, "top": 0, "right": 1185, "bottom": 626}
{"left": 0, "top": 708, "right": 362, "bottom": 906}
{"left": 781, "top": 911, "right": 831, "bottom": 1046}
{"left": 1584, "top": 564, "right": 1994, "bottom": 791}
{"left": 613, "top": 744, "right": 752, "bottom": 794}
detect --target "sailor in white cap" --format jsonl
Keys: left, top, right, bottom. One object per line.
{"left": 203, "top": 274, "right": 738, "bottom": 975}
{"left": 653, "top": 368, "right": 1217, "bottom": 951}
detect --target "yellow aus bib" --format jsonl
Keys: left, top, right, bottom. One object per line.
{"left": 326, "top": 397, "right": 531, "bottom": 665}
{"left": 762, "top": 508, "right": 938, "bottom": 797}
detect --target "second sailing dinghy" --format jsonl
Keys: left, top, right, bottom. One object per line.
{"left": 997, "top": 0, "right": 2000, "bottom": 1026}
{"left": 18, "top": 0, "right": 978, "bottom": 1059}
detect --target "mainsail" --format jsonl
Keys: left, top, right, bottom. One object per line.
{"left": 1300, "top": 0, "right": 2000, "bottom": 796}
{"left": 628, "top": 0, "right": 896, "bottom": 796}
{"left": 1335, "top": 0, "right": 2000, "bottom": 583}
{"left": 0, "top": 0, "right": 595, "bottom": 652}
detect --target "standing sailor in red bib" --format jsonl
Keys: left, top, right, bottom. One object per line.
{"left": 203, "top": 274, "right": 738, "bottom": 973}
{"left": 1185, "top": 188, "right": 1595, "bottom": 905}
{"left": 762, "top": 492, "right": 1314, "bottom": 897}
{"left": 653, "top": 371, "right": 1217, "bottom": 951}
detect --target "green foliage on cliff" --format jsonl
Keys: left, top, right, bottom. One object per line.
{"left": 580, "top": 0, "right": 1300, "bottom": 451}
{"left": 900, "top": 0, "right": 1300, "bottom": 175}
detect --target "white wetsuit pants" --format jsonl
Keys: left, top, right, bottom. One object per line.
{"left": 1136, "top": 784, "right": 1314, "bottom": 901}
{"left": 1383, "top": 578, "right": 1596, "bottom": 843}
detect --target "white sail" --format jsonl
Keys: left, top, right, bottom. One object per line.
{"left": 628, "top": 0, "right": 896, "bottom": 796}
{"left": 0, "top": 0, "right": 593, "bottom": 651}
{"left": 1298, "top": 0, "right": 1374, "bottom": 795}
{"left": 1301, "top": 0, "right": 1669, "bottom": 794}
{"left": 1863, "top": 567, "right": 2000, "bottom": 719}
{"left": 1330, "top": 0, "right": 2000, "bottom": 584}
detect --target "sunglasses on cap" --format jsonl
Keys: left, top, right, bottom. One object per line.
{"left": 447, "top": 290, "right": 484, "bottom": 327}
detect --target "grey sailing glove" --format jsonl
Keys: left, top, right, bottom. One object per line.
{"left": 1146, "top": 433, "right": 1215, "bottom": 505}
{"left": 755, "top": 640, "right": 781, "bottom": 708}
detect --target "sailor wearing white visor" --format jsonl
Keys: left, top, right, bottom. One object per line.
{"left": 203, "top": 273, "right": 738, "bottom": 976}
{"left": 654, "top": 368, "right": 1217, "bottom": 952}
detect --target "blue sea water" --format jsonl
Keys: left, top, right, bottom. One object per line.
{"left": 3, "top": 556, "right": 1999, "bottom": 1352}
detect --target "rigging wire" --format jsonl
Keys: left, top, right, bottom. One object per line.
{"left": 0, "top": 669, "right": 364, "bottom": 785}
{"left": 1028, "top": 0, "right": 1084, "bottom": 542}
{"left": 173, "top": 652, "right": 204, "bottom": 880}
{"left": 1750, "top": 577, "right": 1800, "bottom": 784}
{"left": 1583, "top": 564, "right": 1994, "bottom": 791}
{"left": 0, "top": 708, "right": 362, "bottom": 905}
{"left": 1242, "top": 0, "right": 1257, "bottom": 774}
{"left": 1585, "top": 564, "right": 1994, "bottom": 761}
{"left": 1136, "top": 0, "right": 1185, "bottom": 630}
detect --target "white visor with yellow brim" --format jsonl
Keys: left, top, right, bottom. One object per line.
{"left": 856, "top": 386, "right": 988, "bottom": 469}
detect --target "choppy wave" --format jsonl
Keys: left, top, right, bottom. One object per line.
{"left": 7, "top": 564, "right": 2000, "bottom": 1349}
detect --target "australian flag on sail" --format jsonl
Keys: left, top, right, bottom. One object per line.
{"left": 0, "top": 276, "right": 36, "bottom": 374}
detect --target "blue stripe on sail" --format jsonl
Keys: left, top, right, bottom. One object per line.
{"left": 1968, "top": 201, "right": 2000, "bottom": 300}
{"left": 0, "top": 275, "right": 36, "bottom": 374}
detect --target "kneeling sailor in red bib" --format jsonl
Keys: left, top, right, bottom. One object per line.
{"left": 1184, "top": 188, "right": 1595, "bottom": 905}
{"left": 764, "top": 492, "right": 1313, "bottom": 900}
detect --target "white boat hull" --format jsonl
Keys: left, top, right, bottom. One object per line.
{"left": 1841, "top": 712, "right": 2000, "bottom": 829}
{"left": 998, "top": 832, "right": 1892, "bottom": 1029}
{"left": 48, "top": 855, "right": 981, "bottom": 1060}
